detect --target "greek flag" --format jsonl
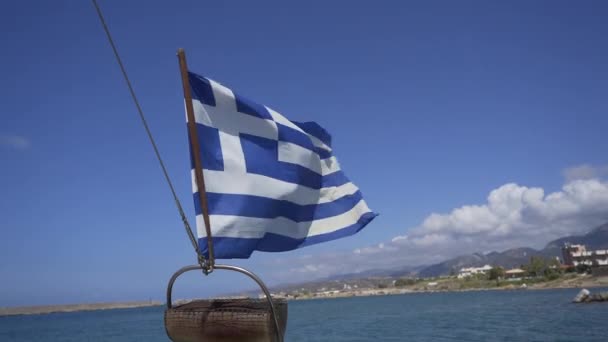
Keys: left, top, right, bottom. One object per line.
{"left": 187, "top": 72, "right": 376, "bottom": 258}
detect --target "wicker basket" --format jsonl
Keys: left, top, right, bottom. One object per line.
{"left": 164, "top": 298, "right": 288, "bottom": 342}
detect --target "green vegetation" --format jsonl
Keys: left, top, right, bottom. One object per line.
{"left": 488, "top": 267, "right": 505, "bottom": 281}
{"left": 522, "top": 256, "right": 561, "bottom": 279}
{"left": 576, "top": 264, "right": 591, "bottom": 274}
{"left": 394, "top": 278, "right": 417, "bottom": 287}
{"left": 431, "top": 256, "right": 574, "bottom": 290}
{"left": 280, "top": 256, "right": 595, "bottom": 299}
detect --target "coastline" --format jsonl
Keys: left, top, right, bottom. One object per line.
{"left": 283, "top": 274, "right": 608, "bottom": 301}
{"left": 0, "top": 301, "right": 162, "bottom": 317}
{"left": 287, "top": 281, "right": 608, "bottom": 302}
{"left": 3, "top": 275, "right": 607, "bottom": 317}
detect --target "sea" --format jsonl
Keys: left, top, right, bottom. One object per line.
{"left": 1, "top": 288, "right": 606, "bottom": 341}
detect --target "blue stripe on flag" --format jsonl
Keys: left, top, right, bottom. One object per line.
{"left": 322, "top": 170, "right": 350, "bottom": 187}
{"left": 240, "top": 133, "right": 325, "bottom": 189}
{"left": 189, "top": 123, "right": 224, "bottom": 171}
{"left": 277, "top": 123, "right": 314, "bottom": 150}
{"left": 314, "top": 147, "right": 332, "bottom": 160}
{"left": 277, "top": 123, "right": 332, "bottom": 159}
{"left": 194, "top": 191, "right": 365, "bottom": 221}
{"left": 235, "top": 93, "right": 273, "bottom": 120}
{"left": 293, "top": 121, "right": 332, "bottom": 147}
{"left": 198, "top": 211, "right": 377, "bottom": 258}
{"left": 188, "top": 72, "right": 216, "bottom": 106}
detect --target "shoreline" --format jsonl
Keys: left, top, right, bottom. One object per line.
{"left": 0, "top": 301, "right": 162, "bottom": 317}
{"left": 3, "top": 275, "right": 607, "bottom": 317}
{"left": 282, "top": 274, "right": 608, "bottom": 301}
{"left": 288, "top": 281, "right": 608, "bottom": 302}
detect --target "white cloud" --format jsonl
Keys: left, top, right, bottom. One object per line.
{"left": 0, "top": 134, "right": 31, "bottom": 150}
{"left": 393, "top": 178, "right": 608, "bottom": 251}
{"left": 563, "top": 164, "right": 608, "bottom": 181}
{"left": 265, "top": 176, "right": 608, "bottom": 283}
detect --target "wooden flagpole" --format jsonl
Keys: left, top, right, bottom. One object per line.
{"left": 177, "top": 48, "right": 215, "bottom": 268}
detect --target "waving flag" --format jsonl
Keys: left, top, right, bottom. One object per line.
{"left": 187, "top": 72, "right": 376, "bottom": 258}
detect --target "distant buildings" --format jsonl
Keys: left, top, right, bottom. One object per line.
{"left": 457, "top": 264, "right": 493, "bottom": 278}
{"left": 561, "top": 243, "right": 608, "bottom": 267}
{"left": 504, "top": 268, "right": 525, "bottom": 280}
{"left": 561, "top": 243, "right": 608, "bottom": 276}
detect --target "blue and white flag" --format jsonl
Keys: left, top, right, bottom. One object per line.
{"left": 187, "top": 71, "right": 376, "bottom": 258}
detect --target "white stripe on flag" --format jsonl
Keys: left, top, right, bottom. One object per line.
{"left": 218, "top": 131, "right": 247, "bottom": 173}
{"left": 278, "top": 142, "right": 341, "bottom": 175}
{"left": 192, "top": 100, "right": 278, "bottom": 140}
{"left": 197, "top": 199, "right": 371, "bottom": 239}
{"left": 192, "top": 169, "right": 360, "bottom": 205}
{"left": 266, "top": 105, "right": 332, "bottom": 153}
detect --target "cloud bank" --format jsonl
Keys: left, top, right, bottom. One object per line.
{"left": 563, "top": 164, "right": 608, "bottom": 181}
{"left": 267, "top": 166, "right": 608, "bottom": 282}
{"left": 392, "top": 178, "right": 608, "bottom": 254}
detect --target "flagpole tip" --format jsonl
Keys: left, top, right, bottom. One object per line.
{"left": 177, "top": 48, "right": 185, "bottom": 56}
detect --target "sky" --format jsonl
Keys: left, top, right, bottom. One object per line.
{"left": 1, "top": 0, "right": 607, "bottom": 307}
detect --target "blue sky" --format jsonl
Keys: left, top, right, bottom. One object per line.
{"left": 1, "top": 1, "right": 607, "bottom": 306}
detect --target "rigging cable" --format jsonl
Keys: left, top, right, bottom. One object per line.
{"left": 91, "top": 0, "right": 205, "bottom": 267}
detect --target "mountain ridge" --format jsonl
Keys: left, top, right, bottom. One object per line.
{"left": 417, "top": 222, "right": 608, "bottom": 277}
{"left": 241, "top": 223, "right": 608, "bottom": 296}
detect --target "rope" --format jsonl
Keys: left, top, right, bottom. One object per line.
{"left": 91, "top": 0, "right": 205, "bottom": 266}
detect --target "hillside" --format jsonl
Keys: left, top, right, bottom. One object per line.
{"left": 418, "top": 222, "right": 608, "bottom": 277}
{"left": 543, "top": 222, "right": 608, "bottom": 255}
{"left": 417, "top": 248, "right": 544, "bottom": 278}
{"left": 228, "top": 223, "right": 608, "bottom": 297}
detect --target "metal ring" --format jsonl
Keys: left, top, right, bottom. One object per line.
{"left": 166, "top": 264, "right": 283, "bottom": 342}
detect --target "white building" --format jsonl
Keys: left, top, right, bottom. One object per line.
{"left": 505, "top": 268, "right": 526, "bottom": 280}
{"left": 457, "top": 264, "right": 493, "bottom": 279}
{"left": 562, "top": 244, "right": 608, "bottom": 267}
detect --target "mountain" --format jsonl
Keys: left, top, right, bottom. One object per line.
{"left": 417, "top": 248, "right": 545, "bottom": 278}
{"left": 417, "top": 222, "right": 608, "bottom": 277}
{"left": 486, "top": 247, "right": 542, "bottom": 265}
{"left": 543, "top": 222, "right": 608, "bottom": 255}
{"left": 231, "top": 223, "right": 608, "bottom": 297}
{"left": 322, "top": 264, "right": 425, "bottom": 281}
{"left": 418, "top": 253, "right": 486, "bottom": 278}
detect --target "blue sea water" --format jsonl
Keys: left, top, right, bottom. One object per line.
{"left": 1, "top": 288, "right": 606, "bottom": 341}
